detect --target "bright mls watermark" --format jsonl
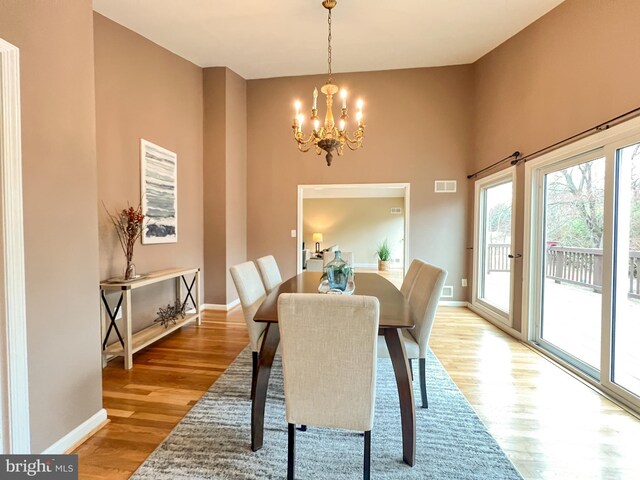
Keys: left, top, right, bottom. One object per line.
{"left": 0, "top": 455, "right": 77, "bottom": 479}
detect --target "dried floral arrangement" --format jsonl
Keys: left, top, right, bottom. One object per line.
{"left": 105, "top": 203, "right": 145, "bottom": 280}
{"left": 154, "top": 300, "right": 186, "bottom": 329}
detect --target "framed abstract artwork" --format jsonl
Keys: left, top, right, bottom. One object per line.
{"left": 140, "top": 139, "right": 177, "bottom": 244}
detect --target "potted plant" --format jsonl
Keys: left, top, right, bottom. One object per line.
{"left": 376, "top": 239, "right": 392, "bottom": 271}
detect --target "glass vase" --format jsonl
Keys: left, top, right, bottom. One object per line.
{"left": 324, "top": 250, "right": 352, "bottom": 291}
{"left": 124, "top": 259, "right": 136, "bottom": 280}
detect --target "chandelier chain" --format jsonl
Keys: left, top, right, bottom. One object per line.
{"left": 327, "top": 8, "right": 332, "bottom": 81}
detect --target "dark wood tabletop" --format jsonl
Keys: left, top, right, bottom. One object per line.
{"left": 253, "top": 272, "right": 414, "bottom": 329}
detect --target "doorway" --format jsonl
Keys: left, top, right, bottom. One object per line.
{"left": 535, "top": 150, "right": 605, "bottom": 377}
{"left": 296, "top": 183, "right": 410, "bottom": 277}
{"left": 524, "top": 116, "right": 640, "bottom": 412}
{"left": 0, "top": 38, "right": 30, "bottom": 453}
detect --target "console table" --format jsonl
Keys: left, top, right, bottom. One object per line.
{"left": 100, "top": 267, "right": 201, "bottom": 369}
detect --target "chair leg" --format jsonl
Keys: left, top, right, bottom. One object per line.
{"left": 288, "top": 423, "right": 296, "bottom": 480}
{"left": 409, "top": 358, "right": 414, "bottom": 381}
{"left": 419, "top": 358, "right": 428, "bottom": 408}
{"left": 251, "top": 351, "right": 258, "bottom": 399}
{"left": 363, "top": 430, "right": 371, "bottom": 480}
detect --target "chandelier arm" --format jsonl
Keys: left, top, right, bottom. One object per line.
{"left": 295, "top": 132, "right": 316, "bottom": 145}
{"left": 294, "top": 132, "right": 318, "bottom": 153}
{"left": 297, "top": 142, "right": 314, "bottom": 153}
{"left": 343, "top": 131, "right": 363, "bottom": 144}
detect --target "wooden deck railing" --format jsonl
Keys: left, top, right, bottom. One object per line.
{"left": 486, "top": 244, "right": 640, "bottom": 299}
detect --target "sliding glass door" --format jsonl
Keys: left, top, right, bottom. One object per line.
{"left": 527, "top": 122, "right": 640, "bottom": 410}
{"left": 474, "top": 169, "right": 515, "bottom": 325}
{"left": 611, "top": 141, "right": 640, "bottom": 398}
{"left": 536, "top": 152, "right": 605, "bottom": 376}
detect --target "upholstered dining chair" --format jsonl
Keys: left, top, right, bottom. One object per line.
{"left": 256, "top": 255, "right": 282, "bottom": 293}
{"left": 229, "top": 261, "right": 268, "bottom": 398}
{"left": 400, "top": 259, "right": 423, "bottom": 297}
{"left": 278, "top": 293, "right": 380, "bottom": 480}
{"left": 378, "top": 260, "right": 447, "bottom": 408}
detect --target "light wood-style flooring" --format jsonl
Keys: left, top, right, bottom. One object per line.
{"left": 74, "top": 276, "right": 640, "bottom": 479}
{"left": 73, "top": 307, "right": 250, "bottom": 479}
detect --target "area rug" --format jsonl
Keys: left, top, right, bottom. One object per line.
{"left": 132, "top": 348, "right": 523, "bottom": 479}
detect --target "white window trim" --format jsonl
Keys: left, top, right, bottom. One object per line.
{"left": 472, "top": 167, "right": 517, "bottom": 329}
{"left": 0, "top": 38, "right": 30, "bottom": 453}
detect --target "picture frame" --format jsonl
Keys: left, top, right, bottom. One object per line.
{"left": 140, "top": 139, "right": 178, "bottom": 244}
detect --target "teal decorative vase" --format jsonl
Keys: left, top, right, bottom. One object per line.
{"left": 324, "top": 250, "right": 352, "bottom": 291}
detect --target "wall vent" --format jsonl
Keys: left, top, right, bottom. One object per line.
{"left": 390, "top": 207, "right": 402, "bottom": 214}
{"left": 441, "top": 286, "right": 453, "bottom": 298}
{"left": 435, "top": 180, "right": 457, "bottom": 193}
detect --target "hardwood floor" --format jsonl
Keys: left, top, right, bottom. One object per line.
{"left": 73, "top": 308, "right": 249, "bottom": 479}
{"left": 75, "top": 289, "right": 640, "bottom": 479}
{"left": 431, "top": 308, "right": 640, "bottom": 480}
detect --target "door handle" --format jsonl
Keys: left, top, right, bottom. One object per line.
{"left": 508, "top": 254, "right": 522, "bottom": 259}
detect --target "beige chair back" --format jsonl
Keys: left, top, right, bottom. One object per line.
{"left": 229, "top": 261, "right": 267, "bottom": 352}
{"left": 407, "top": 261, "right": 447, "bottom": 356}
{"left": 256, "top": 255, "right": 282, "bottom": 293}
{"left": 278, "top": 293, "right": 379, "bottom": 432}
{"left": 400, "top": 259, "right": 422, "bottom": 297}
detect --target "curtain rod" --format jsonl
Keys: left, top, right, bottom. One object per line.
{"left": 466, "top": 105, "right": 640, "bottom": 180}
{"left": 466, "top": 151, "right": 520, "bottom": 179}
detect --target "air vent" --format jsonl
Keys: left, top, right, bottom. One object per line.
{"left": 441, "top": 286, "right": 453, "bottom": 298}
{"left": 390, "top": 207, "right": 402, "bottom": 214}
{"left": 435, "top": 180, "right": 457, "bottom": 193}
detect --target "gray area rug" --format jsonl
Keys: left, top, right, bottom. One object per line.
{"left": 132, "top": 348, "right": 522, "bottom": 479}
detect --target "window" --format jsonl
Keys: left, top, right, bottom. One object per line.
{"left": 473, "top": 169, "right": 516, "bottom": 326}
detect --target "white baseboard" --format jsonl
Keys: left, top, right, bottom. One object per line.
{"left": 202, "top": 298, "right": 240, "bottom": 312}
{"left": 438, "top": 301, "right": 469, "bottom": 307}
{"left": 43, "top": 408, "right": 107, "bottom": 454}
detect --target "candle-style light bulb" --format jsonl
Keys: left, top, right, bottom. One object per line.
{"left": 297, "top": 114, "right": 304, "bottom": 131}
{"left": 357, "top": 99, "right": 363, "bottom": 110}
{"left": 295, "top": 100, "right": 301, "bottom": 116}
{"left": 341, "top": 89, "right": 347, "bottom": 109}
{"left": 314, "top": 119, "right": 320, "bottom": 131}
{"left": 313, "top": 88, "right": 318, "bottom": 110}
{"left": 339, "top": 119, "right": 346, "bottom": 131}
{"left": 356, "top": 111, "right": 363, "bottom": 125}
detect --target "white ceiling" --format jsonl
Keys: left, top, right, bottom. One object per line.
{"left": 93, "top": 0, "right": 564, "bottom": 80}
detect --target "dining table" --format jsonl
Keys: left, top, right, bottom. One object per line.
{"left": 251, "top": 271, "right": 416, "bottom": 467}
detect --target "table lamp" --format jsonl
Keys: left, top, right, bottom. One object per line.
{"left": 312, "top": 232, "right": 323, "bottom": 254}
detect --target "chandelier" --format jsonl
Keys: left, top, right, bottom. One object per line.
{"left": 292, "top": 0, "right": 365, "bottom": 166}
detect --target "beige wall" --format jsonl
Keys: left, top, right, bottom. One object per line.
{"left": 203, "top": 68, "right": 227, "bottom": 304}
{"left": 247, "top": 67, "right": 473, "bottom": 301}
{"left": 94, "top": 14, "right": 204, "bottom": 331}
{"left": 0, "top": 0, "right": 102, "bottom": 452}
{"left": 224, "top": 69, "right": 248, "bottom": 302}
{"left": 203, "top": 67, "right": 247, "bottom": 305}
{"left": 303, "top": 198, "right": 405, "bottom": 266}
{"left": 471, "top": 0, "right": 640, "bottom": 330}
